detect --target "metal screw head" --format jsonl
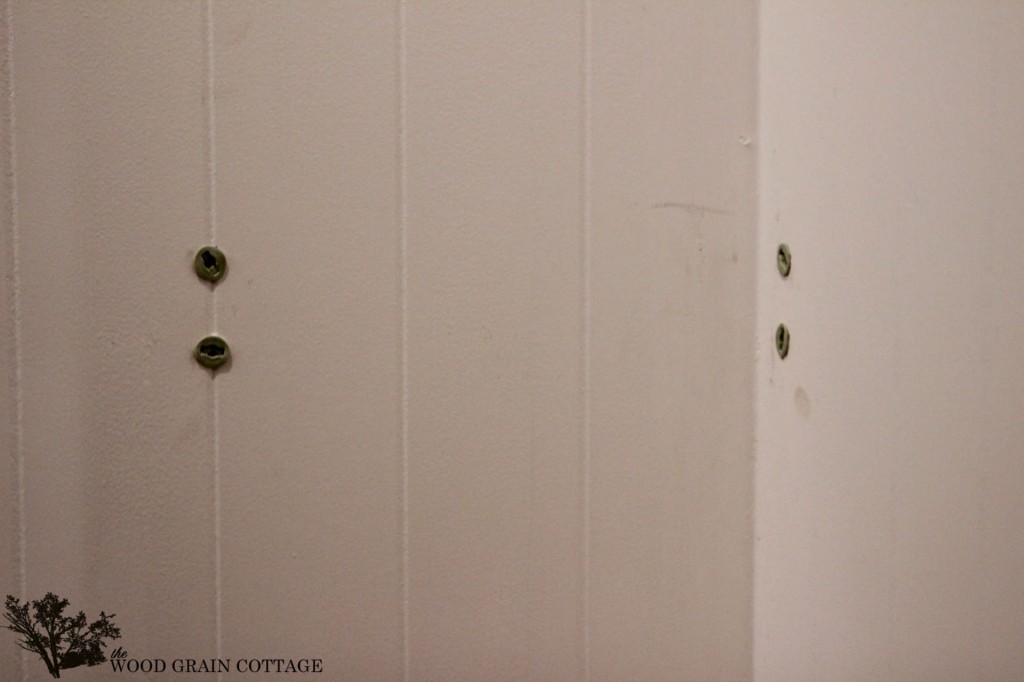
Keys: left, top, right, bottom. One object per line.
{"left": 195, "top": 335, "right": 230, "bottom": 370}
{"left": 777, "top": 243, "right": 792, "bottom": 278}
{"left": 194, "top": 246, "right": 227, "bottom": 283}
{"left": 775, "top": 324, "right": 790, "bottom": 359}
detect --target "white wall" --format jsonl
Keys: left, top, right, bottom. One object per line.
{"left": 756, "top": 2, "right": 1024, "bottom": 680}
{"left": 8, "top": 2, "right": 1024, "bottom": 680}
{"left": 2, "top": 2, "right": 756, "bottom": 680}
{"left": 2, "top": 3, "right": 217, "bottom": 679}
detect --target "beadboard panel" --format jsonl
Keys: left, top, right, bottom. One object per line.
{"left": 402, "top": 3, "right": 585, "bottom": 680}
{"left": 6, "top": 2, "right": 216, "bottom": 679}
{"left": 0, "top": 5, "right": 21, "bottom": 676}
{"left": 4, "top": 2, "right": 757, "bottom": 680}
{"left": 588, "top": 3, "right": 757, "bottom": 680}
{"left": 212, "top": 2, "right": 404, "bottom": 679}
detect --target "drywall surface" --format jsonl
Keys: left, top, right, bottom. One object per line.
{"left": 2, "top": 2, "right": 756, "bottom": 680}
{"left": 755, "top": 3, "right": 1024, "bottom": 680}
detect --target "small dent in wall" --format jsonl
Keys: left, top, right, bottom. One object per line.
{"left": 794, "top": 386, "right": 812, "bottom": 419}
{"left": 226, "top": 12, "right": 258, "bottom": 48}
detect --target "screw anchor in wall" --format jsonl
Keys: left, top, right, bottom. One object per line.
{"left": 194, "top": 246, "right": 227, "bottom": 283}
{"left": 777, "top": 243, "right": 792, "bottom": 278}
{"left": 775, "top": 324, "right": 790, "bottom": 360}
{"left": 195, "top": 335, "right": 230, "bottom": 370}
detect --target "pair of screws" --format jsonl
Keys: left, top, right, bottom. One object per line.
{"left": 194, "top": 246, "right": 230, "bottom": 370}
{"left": 775, "top": 244, "right": 791, "bottom": 359}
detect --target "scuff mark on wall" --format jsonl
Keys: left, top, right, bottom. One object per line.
{"left": 649, "top": 201, "right": 735, "bottom": 216}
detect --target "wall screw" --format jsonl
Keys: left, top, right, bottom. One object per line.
{"left": 775, "top": 324, "right": 790, "bottom": 359}
{"left": 194, "top": 246, "right": 227, "bottom": 283}
{"left": 195, "top": 335, "right": 230, "bottom": 370}
{"left": 777, "top": 243, "right": 792, "bottom": 278}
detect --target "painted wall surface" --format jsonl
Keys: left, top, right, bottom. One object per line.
{"left": 2, "top": 3, "right": 217, "bottom": 680}
{"left": 756, "top": 2, "right": 1024, "bottom": 680}
{"left": 2, "top": 2, "right": 756, "bottom": 680}
{"left": 12, "top": 2, "right": 1023, "bottom": 681}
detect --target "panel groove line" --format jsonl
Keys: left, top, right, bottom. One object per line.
{"left": 397, "top": 0, "right": 411, "bottom": 679}
{"left": 204, "top": 0, "right": 223, "bottom": 669}
{"left": 579, "top": 1, "right": 593, "bottom": 680}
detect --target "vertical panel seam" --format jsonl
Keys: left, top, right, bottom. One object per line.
{"left": 398, "top": 2, "right": 410, "bottom": 680}
{"left": 581, "top": 2, "right": 593, "bottom": 680}
{"left": 751, "top": 3, "right": 764, "bottom": 675}
{"left": 204, "top": 0, "right": 222, "bottom": 672}
{"left": 4, "top": 1, "right": 26, "bottom": 679}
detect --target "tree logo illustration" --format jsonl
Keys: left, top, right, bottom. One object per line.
{"left": 3, "top": 593, "right": 121, "bottom": 678}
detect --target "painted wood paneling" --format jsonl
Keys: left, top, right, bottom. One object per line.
{"left": 4, "top": 2, "right": 757, "bottom": 680}
{"left": 589, "top": 4, "right": 757, "bottom": 680}
{"left": 403, "top": 3, "right": 585, "bottom": 679}
{"left": 7, "top": 2, "right": 216, "bottom": 678}
{"left": 213, "top": 2, "right": 403, "bottom": 678}
{"left": 0, "top": 5, "right": 21, "bottom": 676}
